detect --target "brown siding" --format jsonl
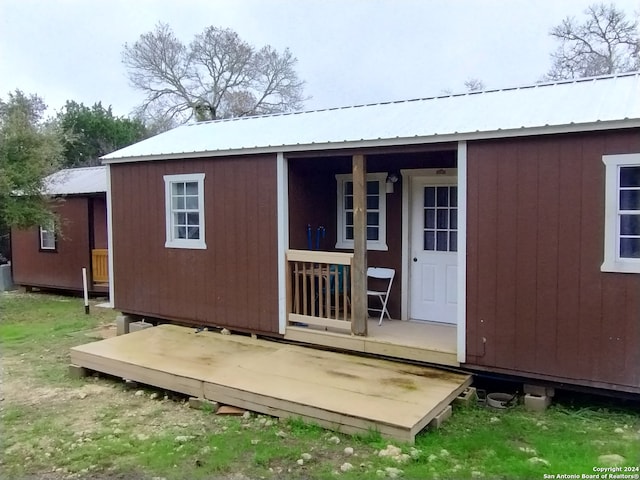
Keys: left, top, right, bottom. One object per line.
{"left": 111, "top": 155, "right": 279, "bottom": 334}
{"left": 466, "top": 130, "right": 640, "bottom": 392}
{"left": 12, "top": 197, "right": 91, "bottom": 291}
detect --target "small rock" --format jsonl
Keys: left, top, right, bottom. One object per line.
{"left": 149, "top": 392, "right": 159, "bottom": 400}
{"left": 395, "top": 454, "right": 411, "bottom": 463}
{"left": 265, "top": 419, "right": 274, "bottom": 427}
{"left": 614, "top": 427, "right": 624, "bottom": 434}
{"left": 328, "top": 435, "right": 341, "bottom": 444}
{"left": 258, "top": 418, "right": 267, "bottom": 425}
{"left": 296, "top": 459, "right": 304, "bottom": 466}
{"left": 379, "top": 445, "right": 402, "bottom": 457}
{"left": 221, "top": 328, "right": 231, "bottom": 335}
{"left": 251, "top": 439, "right": 260, "bottom": 445}
{"left": 598, "top": 454, "right": 625, "bottom": 466}
{"left": 439, "top": 449, "right": 450, "bottom": 457}
{"left": 174, "top": 435, "right": 194, "bottom": 443}
{"left": 340, "top": 463, "right": 353, "bottom": 472}
{"left": 528, "top": 457, "right": 550, "bottom": 467}
{"left": 78, "top": 392, "right": 88, "bottom": 399}
{"left": 275, "top": 430, "right": 287, "bottom": 438}
{"left": 427, "top": 454, "right": 438, "bottom": 462}
{"left": 113, "top": 428, "right": 123, "bottom": 435}
{"left": 301, "top": 453, "right": 312, "bottom": 461}
{"left": 344, "top": 447, "right": 354, "bottom": 456}
{"left": 136, "top": 434, "right": 150, "bottom": 441}
{"left": 200, "top": 446, "right": 211, "bottom": 454}
{"left": 489, "top": 416, "right": 500, "bottom": 424}
{"left": 385, "top": 467, "right": 404, "bottom": 478}
{"left": 135, "top": 390, "right": 145, "bottom": 397}
{"left": 519, "top": 446, "right": 537, "bottom": 455}
{"left": 242, "top": 411, "right": 252, "bottom": 420}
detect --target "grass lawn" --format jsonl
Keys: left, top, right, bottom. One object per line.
{"left": 1, "top": 290, "right": 639, "bottom": 479}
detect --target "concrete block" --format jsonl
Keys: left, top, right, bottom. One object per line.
{"left": 129, "top": 321, "right": 153, "bottom": 333}
{"left": 454, "top": 387, "right": 478, "bottom": 408}
{"left": 524, "top": 393, "right": 552, "bottom": 412}
{"left": 428, "top": 405, "right": 452, "bottom": 429}
{"left": 68, "top": 364, "right": 89, "bottom": 379}
{"left": 188, "top": 397, "right": 219, "bottom": 412}
{"left": 116, "top": 315, "right": 135, "bottom": 335}
{"left": 523, "top": 384, "right": 555, "bottom": 397}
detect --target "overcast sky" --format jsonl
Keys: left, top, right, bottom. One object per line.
{"left": 1, "top": 0, "right": 638, "bottom": 118}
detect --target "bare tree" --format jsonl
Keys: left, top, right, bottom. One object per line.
{"left": 122, "top": 23, "right": 307, "bottom": 123}
{"left": 545, "top": 3, "right": 639, "bottom": 80}
{"left": 464, "top": 78, "right": 485, "bottom": 91}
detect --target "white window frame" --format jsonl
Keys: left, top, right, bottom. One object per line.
{"left": 39, "top": 221, "right": 56, "bottom": 251}
{"left": 164, "top": 173, "right": 206, "bottom": 250}
{"left": 335, "top": 172, "right": 388, "bottom": 251}
{"left": 602, "top": 153, "right": 640, "bottom": 273}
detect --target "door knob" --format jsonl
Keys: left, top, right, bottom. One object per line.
{"left": 413, "top": 257, "right": 417, "bottom": 262}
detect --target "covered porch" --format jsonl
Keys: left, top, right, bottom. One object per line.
{"left": 279, "top": 143, "right": 466, "bottom": 367}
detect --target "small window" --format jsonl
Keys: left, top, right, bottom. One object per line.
{"left": 39, "top": 221, "right": 56, "bottom": 251}
{"left": 164, "top": 173, "right": 206, "bottom": 250}
{"left": 602, "top": 153, "right": 640, "bottom": 273}
{"left": 336, "top": 172, "right": 388, "bottom": 251}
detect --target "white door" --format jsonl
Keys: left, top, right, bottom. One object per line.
{"left": 409, "top": 177, "right": 458, "bottom": 324}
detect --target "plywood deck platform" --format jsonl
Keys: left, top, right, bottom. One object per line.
{"left": 70, "top": 324, "right": 472, "bottom": 443}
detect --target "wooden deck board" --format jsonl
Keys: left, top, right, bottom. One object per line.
{"left": 70, "top": 324, "right": 471, "bottom": 443}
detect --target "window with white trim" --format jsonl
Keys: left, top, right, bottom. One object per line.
{"left": 39, "top": 220, "right": 56, "bottom": 251}
{"left": 336, "top": 172, "right": 388, "bottom": 251}
{"left": 602, "top": 153, "right": 640, "bottom": 273}
{"left": 164, "top": 173, "right": 206, "bottom": 249}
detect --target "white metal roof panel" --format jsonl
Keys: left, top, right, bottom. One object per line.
{"left": 102, "top": 72, "right": 640, "bottom": 163}
{"left": 44, "top": 166, "right": 107, "bottom": 195}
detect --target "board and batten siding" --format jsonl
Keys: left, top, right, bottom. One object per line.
{"left": 110, "top": 155, "right": 279, "bottom": 335}
{"left": 12, "top": 196, "right": 93, "bottom": 291}
{"left": 466, "top": 130, "right": 640, "bottom": 392}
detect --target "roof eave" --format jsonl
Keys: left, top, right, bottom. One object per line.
{"left": 101, "top": 119, "right": 640, "bottom": 165}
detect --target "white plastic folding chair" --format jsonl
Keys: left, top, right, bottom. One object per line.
{"left": 366, "top": 267, "right": 395, "bottom": 325}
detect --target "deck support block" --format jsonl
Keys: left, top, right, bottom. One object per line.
{"left": 68, "top": 364, "right": 89, "bottom": 379}
{"left": 129, "top": 321, "right": 153, "bottom": 333}
{"left": 116, "top": 315, "right": 135, "bottom": 335}
{"left": 428, "top": 405, "right": 452, "bottom": 429}
{"left": 524, "top": 393, "right": 552, "bottom": 412}
{"left": 188, "top": 397, "right": 219, "bottom": 412}
{"left": 453, "top": 387, "right": 478, "bottom": 408}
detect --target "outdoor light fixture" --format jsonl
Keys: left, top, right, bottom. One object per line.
{"left": 386, "top": 172, "right": 399, "bottom": 193}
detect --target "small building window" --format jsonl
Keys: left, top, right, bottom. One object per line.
{"left": 602, "top": 153, "right": 640, "bottom": 273}
{"left": 39, "top": 221, "right": 56, "bottom": 251}
{"left": 164, "top": 173, "right": 206, "bottom": 250}
{"left": 335, "top": 172, "right": 388, "bottom": 251}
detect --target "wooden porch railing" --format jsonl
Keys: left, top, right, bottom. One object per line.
{"left": 91, "top": 249, "right": 109, "bottom": 284}
{"left": 286, "top": 249, "right": 353, "bottom": 332}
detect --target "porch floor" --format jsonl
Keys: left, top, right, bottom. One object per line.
{"left": 70, "top": 324, "right": 471, "bottom": 443}
{"left": 285, "top": 318, "right": 459, "bottom": 367}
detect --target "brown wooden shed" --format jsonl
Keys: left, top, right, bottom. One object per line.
{"left": 103, "top": 73, "right": 640, "bottom": 394}
{"left": 11, "top": 166, "right": 109, "bottom": 295}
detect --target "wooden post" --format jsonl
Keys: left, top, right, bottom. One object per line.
{"left": 351, "top": 154, "right": 367, "bottom": 336}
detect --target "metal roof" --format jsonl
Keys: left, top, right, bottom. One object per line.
{"left": 102, "top": 72, "right": 640, "bottom": 163}
{"left": 44, "top": 166, "right": 107, "bottom": 195}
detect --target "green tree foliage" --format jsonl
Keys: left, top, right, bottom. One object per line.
{"left": 57, "top": 101, "right": 147, "bottom": 167}
{"left": 546, "top": 3, "right": 640, "bottom": 80}
{"left": 0, "top": 90, "right": 63, "bottom": 230}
